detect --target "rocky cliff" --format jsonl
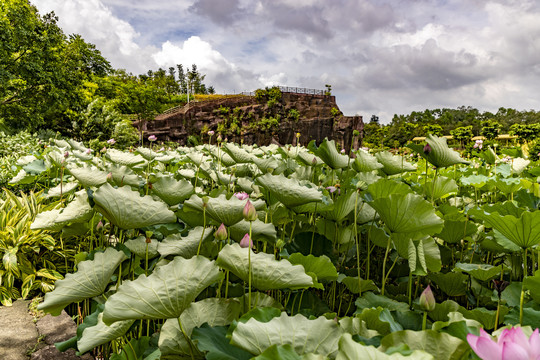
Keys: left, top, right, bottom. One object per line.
{"left": 137, "top": 91, "right": 363, "bottom": 150}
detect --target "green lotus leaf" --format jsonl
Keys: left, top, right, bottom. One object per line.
{"left": 423, "top": 176, "right": 458, "bottom": 199}
{"left": 102, "top": 256, "right": 223, "bottom": 323}
{"left": 369, "top": 193, "right": 443, "bottom": 238}
{"left": 223, "top": 143, "right": 255, "bottom": 163}
{"left": 229, "top": 219, "right": 277, "bottom": 244}
{"left": 454, "top": 262, "right": 502, "bottom": 281}
{"left": 252, "top": 156, "right": 280, "bottom": 173}
{"left": 183, "top": 194, "right": 264, "bottom": 226}
{"left": 155, "top": 154, "right": 175, "bottom": 163}
{"left": 338, "top": 317, "right": 379, "bottom": 338}
{"left": 157, "top": 226, "right": 213, "bottom": 258}
{"left": 296, "top": 151, "right": 323, "bottom": 166}
{"left": 23, "top": 159, "right": 47, "bottom": 174}
{"left": 231, "top": 312, "right": 343, "bottom": 357}
{"left": 352, "top": 149, "right": 383, "bottom": 172}
{"left": 253, "top": 344, "right": 302, "bottom": 360}
{"left": 68, "top": 166, "right": 108, "bottom": 187}
{"left": 150, "top": 175, "right": 194, "bottom": 205}
{"left": 191, "top": 324, "right": 253, "bottom": 360}
{"left": 460, "top": 174, "right": 490, "bottom": 189}
{"left": 355, "top": 292, "right": 409, "bottom": 312}
{"left": 321, "top": 191, "right": 356, "bottom": 222}
{"left": 469, "top": 208, "right": 540, "bottom": 248}
{"left": 31, "top": 190, "right": 93, "bottom": 230}
{"left": 288, "top": 253, "right": 338, "bottom": 282}
{"left": 159, "top": 298, "right": 242, "bottom": 356}
{"left": 392, "top": 235, "right": 441, "bottom": 275}
{"left": 256, "top": 173, "right": 322, "bottom": 208}
{"left": 524, "top": 271, "right": 540, "bottom": 303}
{"left": 407, "top": 134, "right": 470, "bottom": 168}
{"left": 375, "top": 151, "right": 416, "bottom": 175}
{"left": 78, "top": 312, "right": 134, "bottom": 354}
{"left": 480, "top": 201, "right": 525, "bottom": 217}
{"left": 216, "top": 243, "right": 314, "bottom": 290}
{"left": 436, "top": 216, "right": 477, "bottom": 244}
{"left": 135, "top": 147, "right": 158, "bottom": 161}
{"left": 458, "top": 306, "right": 506, "bottom": 330}
{"left": 124, "top": 237, "right": 159, "bottom": 259}
{"left": 494, "top": 177, "right": 523, "bottom": 195}
{"left": 66, "top": 138, "right": 87, "bottom": 152}
{"left": 9, "top": 169, "right": 36, "bottom": 184}
{"left": 340, "top": 277, "right": 378, "bottom": 294}
{"left": 105, "top": 148, "right": 146, "bottom": 166}
{"left": 428, "top": 272, "right": 468, "bottom": 297}
{"left": 353, "top": 307, "right": 401, "bottom": 335}
{"left": 93, "top": 184, "right": 176, "bottom": 230}
{"left": 367, "top": 179, "right": 412, "bottom": 200}
{"left": 313, "top": 139, "right": 349, "bottom": 169}
{"left": 336, "top": 333, "right": 434, "bottom": 360}
{"left": 71, "top": 150, "right": 93, "bottom": 161}
{"left": 107, "top": 164, "right": 141, "bottom": 187}
{"left": 38, "top": 248, "right": 127, "bottom": 315}
{"left": 45, "top": 182, "right": 79, "bottom": 198}
{"left": 379, "top": 330, "right": 468, "bottom": 360}
{"left": 355, "top": 200, "right": 379, "bottom": 224}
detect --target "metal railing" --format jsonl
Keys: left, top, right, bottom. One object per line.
{"left": 240, "top": 86, "right": 329, "bottom": 97}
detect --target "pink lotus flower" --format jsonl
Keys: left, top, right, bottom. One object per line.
{"left": 208, "top": 130, "right": 215, "bottom": 136}
{"left": 234, "top": 192, "right": 249, "bottom": 201}
{"left": 148, "top": 135, "right": 157, "bottom": 142}
{"left": 467, "top": 327, "right": 540, "bottom": 360}
{"left": 107, "top": 138, "right": 116, "bottom": 145}
{"left": 240, "top": 233, "right": 253, "bottom": 248}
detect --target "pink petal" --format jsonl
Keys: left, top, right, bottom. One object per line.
{"left": 500, "top": 327, "right": 529, "bottom": 350}
{"left": 529, "top": 329, "right": 540, "bottom": 358}
{"left": 502, "top": 341, "right": 529, "bottom": 360}
{"left": 474, "top": 336, "right": 503, "bottom": 360}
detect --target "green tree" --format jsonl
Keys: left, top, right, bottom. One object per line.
{"left": 509, "top": 123, "right": 540, "bottom": 144}
{"left": 480, "top": 120, "right": 502, "bottom": 141}
{"left": 450, "top": 125, "right": 473, "bottom": 148}
{"left": 422, "top": 123, "right": 443, "bottom": 136}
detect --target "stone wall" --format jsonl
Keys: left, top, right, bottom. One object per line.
{"left": 136, "top": 92, "right": 363, "bottom": 150}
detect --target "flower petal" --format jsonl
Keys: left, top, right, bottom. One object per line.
{"left": 474, "top": 336, "right": 503, "bottom": 360}
{"left": 502, "top": 341, "right": 529, "bottom": 360}
{"left": 529, "top": 329, "right": 540, "bottom": 359}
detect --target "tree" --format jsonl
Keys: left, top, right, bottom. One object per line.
{"left": 480, "top": 120, "right": 502, "bottom": 141}
{"left": 370, "top": 115, "right": 379, "bottom": 124}
{"left": 422, "top": 124, "right": 443, "bottom": 136}
{"left": 450, "top": 125, "right": 473, "bottom": 148}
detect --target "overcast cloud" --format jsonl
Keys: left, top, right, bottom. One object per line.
{"left": 31, "top": 0, "right": 540, "bottom": 122}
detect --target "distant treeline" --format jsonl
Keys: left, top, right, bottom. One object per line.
{"left": 364, "top": 106, "right": 540, "bottom": 148}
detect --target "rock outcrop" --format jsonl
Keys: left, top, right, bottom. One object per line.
{"left": 136, "top": 91, "right": 363, "bottom": 150}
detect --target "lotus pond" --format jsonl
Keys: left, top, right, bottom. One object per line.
{"left": 4, "top": 134, "right": 540, "bottom": 359}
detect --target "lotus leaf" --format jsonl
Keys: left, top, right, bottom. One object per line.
{"left": 104, "top": 148, "right": 145, "bottom": 166}
{"left": 355, "top": 292, "right": 409, "bottom": 312}
{"left": 336, "top": 333, "right": 434, "bottom": 360}
{"left": 124, "top": 237, "right": 159, "bottom": 259}
{"left": 511, "top": 157, "right": 530, "bottom": 174}
{"left": 183, "top": 194, "right": 264, "bottom": 226}
{"left": 159, "top": 298, "right": 242, "bottom": 356}
{"left": 23, "top": 159, "right": 47, "bottom": 174}
{"left": 78, "top": 312, "right": 134, "bottom": 354}
{"left": 93, "top": 184, "right": 176, "bottom": 229}
{"left": 454, "top": 262, "right": 502, "bottom": 281}
{"left": 68, "top": 166, "right": 108, "bottom": 187}
{"left": 313, "top": 139, "right": 349, "bottom": 169}
{"left": 436, "top": 216, "right": 477, "bottom": 244}
{"left": 458, "top": 306, "right": 506, "bottom": 330}
{"left": 428, "top": 272, "right": 468, "bottom": 297}
{"left": 524, "top": 270, "right": 540, "bottom": 303}
{"left": 31, "top": 190, "right": 93, "bottom": 230}
{"left": 407, "top": 134, "right": 469, "bottom": 168}
{"left": 216, "top": 243, "right": 314, "bottom": 290}
{"left": 366, "top": 179, "right": 411, "bottom": 200}
{"left": 369, "top": 193, "right": 443, "bottom": 238}
{"left": 375, "top": 151, "right": 416, "bottom": 175}
{"left": 379, "top": 330, "right": 468, "bottom": 360}
{"left": 38, "top": 248, "right": 128, "bottom": 315}
{"left": 352, "top": 149, "right": 383, "bottom": 172}
{"left": 296, "top": 151, "right": 323, "bottom": 166}
{"left": 135, "top": 147, "right": 159, "bottom": 161}
{"left": 157, "top": 226, "right": 213, "bottom": 258}
{"left": 256, "top": 173, "right": 322, "bottom": 208}
{"left": 321, "top": 191, "right": 356, "bottom": 222}
{"left": 102, "top": 255, "right": 223, "bottom": 323}
{"left": 107, "top": 164, "right": 141, "bottom": 187}
{"left": 423, "top": 176, "right": 458, "bottom": 199}
{"left": 494, "top": 177, "right": 523, "bottom": 194}
{"left": 45, "top": 182, "right": 79, "bottom": 198}
{"left": 223, "top": 143, "right": 255, "bottom": 163}
{"left": 469, "top": 208, "right": 540, "bottom": 248}
{"left": 231, "top": 312, "right": 342, "bottom": 357}
{"left": 288, "top": 253, "right": 338, "bottom": 282}
{"left": 150, "top": 175, "right": 194, "bottom": 205}
{"left": 191, "top": 324, "right": 253, "bottom": 360}
{"left": 460, "top": 174, "right": 490, "bottom": 189}
{"left": 229, "top": 219, "right": 277, "bottom": 244}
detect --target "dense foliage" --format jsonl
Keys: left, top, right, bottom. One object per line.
{"left": 4, "top": 134, "right": 540, "bottom": 359}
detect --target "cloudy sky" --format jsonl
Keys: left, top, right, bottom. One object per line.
{"left": 31, "top": 0, "right": 540, "bottom": 123}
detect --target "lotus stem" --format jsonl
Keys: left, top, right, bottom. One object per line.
{"left": 196, "top": 207, "right": 207, "bottom": 256}
{"left": 520, "top": 248, "right": 528, "bottom": 325}
{"left": 178, "top": 317, "right": 196, "bottom": 360}
{"left": 354, "top": 192, "right": 363, "bottom": 296}
{"left": 381, "top": 236, "right": 392, "bottom": 296}
{"left": 248, "top": 221, "right": 253, "bottom": 311}
{"left": 422, "top": 311, "right": 428, "bottom": 330}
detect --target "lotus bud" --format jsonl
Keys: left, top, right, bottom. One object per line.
{"left": 311, "top": 157, "right": 317, "bottom": 166}
{"left": 208, "top": 130, "right": 215, "bottom": 136}
{"left": 100, "top": 147, "right": 107, "bottom": 153}
{"left": 107, "top": 138, "right": 116, "bottom": 145}
{"left": 240, "top": 233, "right": 253, "bottom": 248}
{"left": 492, "top": 279, "right": 510, "bottom": 298}
{"left": 106, "top": 172, "right": 113, "bottom": 182}
{"left": 96, "top": 220, "right": 103, "bottom": 232}
{"left": 202, "top": 196, "right": 209, "bottom": 208}
{"left": 423, "top": 143, "right": 432, "bottom": 154}
{"left": 340, "top": 149, "right": 346, "bottom": 154}
{"left": 296, "top": 132, "right": 301, "bottom": 138}
{"left": 85, "top": 148, "right": 92, "bottom": 154}
{"left": 215, "top": 223, "right": 228, "bottom": 241}
{"left": 217, "top": 135, "right": 223, "bottom": 142}
{"left": 419, "top": 285, "right": 436, "bottom": 311}
{"left": 356, "top": 180, "right": 367, "bottom": 191}
{"left": 64, "top": 151, "right": 69, "bottom": 158}
{"left": 145, "top": 231, "right": 153, "bottom": 244}
{"left": 243, "top": 200, "right": 258, "bottom": 221}
{"left": 148, "top": 135, "right": 157, "bottom": 142}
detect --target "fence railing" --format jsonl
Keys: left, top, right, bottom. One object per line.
{"left": 240, "top": 86, "right": 328, "bottom": 97}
